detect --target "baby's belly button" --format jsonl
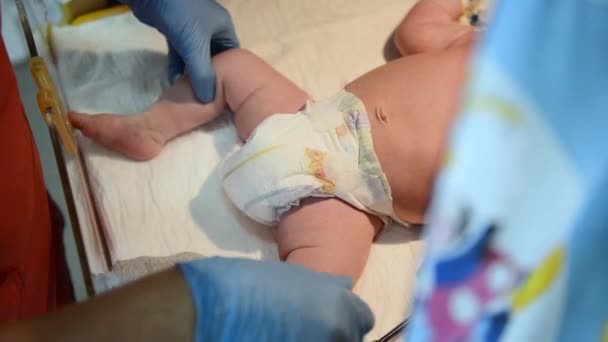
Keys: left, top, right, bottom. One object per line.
{"left": 373, "top": 107, "right": 390, "bottom": 123}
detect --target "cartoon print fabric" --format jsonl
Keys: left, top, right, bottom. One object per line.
{"left": 408, "top": 0, "right": 608, "bottom": 341}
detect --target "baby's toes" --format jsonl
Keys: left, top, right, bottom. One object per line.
{"left": 70, "top": 113, "right": 123, "bottom": 142}
{"left": 68, "top": 112, "right": 89, "bottom": 131}
{"left": 69, "top": 112, "right": 107, "bottom": 139}
{"left": 69, "top": 112, "right": 162, "bottom": 161}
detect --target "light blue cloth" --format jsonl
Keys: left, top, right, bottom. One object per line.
{"left": 408, "top": 0, "right": 608, "bottom": 341}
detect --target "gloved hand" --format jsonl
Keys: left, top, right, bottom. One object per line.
{"left": 119, "top": 0, "right": 239, "bottom": 103}
{"left": 178, "top": 257, "right": 374, "bottom": 341}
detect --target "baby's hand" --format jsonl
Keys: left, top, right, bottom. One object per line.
{"left": 459, "top": 0, "right": 490, "bottom": 28}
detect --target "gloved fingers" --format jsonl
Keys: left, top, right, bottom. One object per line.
{"left": 316, "top": 274, "right": 374, "bottom": 339}
{"left": 167, "top": 42, "right": 185, "bottom": 84}
{"left": 330, "top": 275, "right": 375, "bottom": 337}
{"left": 210, "top": 28, "right": 240, "bottom": 56}
{"left": 331, "top": 275, "right": 355, "bottom": 290}
{"left": 117, "top": 0, "right": 160, "bottom": 27}
{"left": 348, "top": 291, "right": 376, "bottom": 336}
{"left": 182, "top": 41, "right": 217, "bottom": 103}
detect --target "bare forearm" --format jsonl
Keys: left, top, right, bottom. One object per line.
{"left": 0, "top": 269, "right": 195, "bottom": 342}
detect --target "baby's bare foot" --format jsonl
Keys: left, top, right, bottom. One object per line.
{"left": 70, "top": 112, "right": 165, "bottom": 161}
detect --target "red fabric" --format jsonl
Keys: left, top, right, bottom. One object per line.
{"left": 0, "top": 35, "right": 73, "bottom": 321}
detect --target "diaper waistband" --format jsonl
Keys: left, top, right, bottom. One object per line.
{"left": 307, "top": 90, "right": 407, "bottom": 227}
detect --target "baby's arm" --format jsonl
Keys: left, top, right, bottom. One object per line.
{"left": 70, "top": 49, "right": 308, "bottom": 160}
{"left": 394, "top": 0, "right": 477, "bottom": 55}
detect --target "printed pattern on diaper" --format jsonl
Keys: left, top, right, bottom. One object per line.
{"left": 306, "top": 148, "right": 336, "bottom": 194}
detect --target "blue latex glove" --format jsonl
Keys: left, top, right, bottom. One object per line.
{"left": 120, "top": 0, "right": 239, "bottom": 103}
{"left": 178, "top": 257, "right": 374, "bottom": 341}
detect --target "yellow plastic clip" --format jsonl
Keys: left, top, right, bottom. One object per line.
{"left": 71, "top": 5, "right": 130, "bottom": 26}
{"left": 29, "top": 56, "right": 78, "bottom": 154}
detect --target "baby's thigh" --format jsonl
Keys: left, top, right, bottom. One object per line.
{"left": 277, "top": 198, "right": 382, "bottom": 281}
{"left": 216, "top": 49, "right": 310, "bottom": 141}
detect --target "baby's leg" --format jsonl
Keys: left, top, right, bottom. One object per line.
{"left": 72, "top": 48, "right": 379, "bottom": 281}
{"left": 70, "top": 49, "right": 309, "bottom": 160}
{"left": 277, "top": 198, "right": 383, "bottom": 282}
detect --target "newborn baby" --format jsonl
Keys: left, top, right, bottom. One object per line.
{"left": 71, "top": 0, "right": 483, "bottom": 282}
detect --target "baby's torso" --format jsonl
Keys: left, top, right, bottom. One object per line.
{"left": 346, "top": 46, "right": 472, "bottom": 224}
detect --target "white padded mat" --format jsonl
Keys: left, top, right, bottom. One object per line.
{"left": 53, "top": 0, "right": 423, "bottom": 339}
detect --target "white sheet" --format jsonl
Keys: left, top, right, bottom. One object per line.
{"left": 53, "top": 0, "right": 423, "bottom": 339}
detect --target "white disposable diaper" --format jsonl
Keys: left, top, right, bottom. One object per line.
{"left": 219, "top": 90, "right": 405, "bottom": 227}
